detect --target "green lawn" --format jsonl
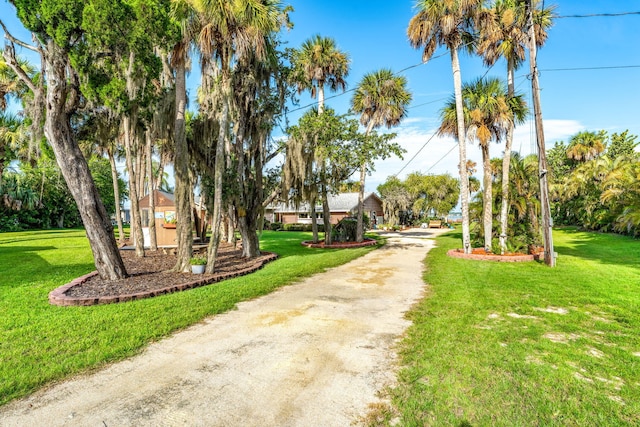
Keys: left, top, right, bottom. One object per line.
{"left": 0, "top": 229, "right": 379, "bottom": 406}
{"left": 386, "top": 228, "right": 640, "bottom": 426}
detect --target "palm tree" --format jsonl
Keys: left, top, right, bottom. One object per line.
{"left": 195, "top": 0, "right": 286, "bottom": 271}
{"left": 566, "top": 130, "right": 607, "bottom": 163}
{"left": 0, "top": 112, "right": 24, "bottom": 184}
{"left": 508, "top": 152, "right": 541, "bottom": 244}
{"left": 602, "top": 157, "right": 640, "bottom": 235}
{"left": 408, "top": 0, "right": 481, "bottom": 254}
{"left": 440, "top": 77, "right": 527, "bottom": 251}
{"left": 292, "top": 35, "right": 350, "bottom": 115}
{"left": 169, "top": 0, "right": 199, "bottom": 271}
{"left": 0, "top": 49, "right": 33, "bottom": 111}
{"left": 290, "top": 34, "right": 350, "bottom": 244}
{"left": 351, "top": 68, "right": 411, "bottom": 241}
{"left": 477, "top": 0, "right": 554, "bottom": 253}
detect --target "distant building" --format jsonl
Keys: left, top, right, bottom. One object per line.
{"left": 266, "top": 192, "right": 384, "bottom": 227}
{"left": 138, "top": 190, "right": 178, "bottom": 247}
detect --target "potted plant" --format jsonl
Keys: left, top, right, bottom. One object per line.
{"left": 163, "top": 218, "right": 177, "bottom": 229}
{"left": 190, "top": 256, "right": 207, "bottom": 274}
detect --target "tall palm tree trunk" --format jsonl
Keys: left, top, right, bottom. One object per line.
{"left": 499, "top": 62, "right": 516, "bottom": 253}
{"left": 356, "top": 163, "right": 367, "bottom": 242}
{"left": 451, "top": 48, "right": 471, "bottom": 253}
{"left": 146, "top": 130, "right": 158, "bottom": 251}
{"left": 321, "top": 182, "right": 332, "bottom": 245}
{"left": 206, "top": 83, "right": 229, "bottom": 273}
{"left": 173, "top": 57, "right": 193, "bottom": 271}
{"left": 123, "top": 116, "right": 144, "bottom": 256}
{"left": 482, "top": 143, "right": 493, "bottom": 251}
{"left": 356, "top": 121, "right": 377, "bottom": 242}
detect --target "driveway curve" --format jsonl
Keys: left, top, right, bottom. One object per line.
{"left": 0, "top": 228, "right": 450, "bottom": 427}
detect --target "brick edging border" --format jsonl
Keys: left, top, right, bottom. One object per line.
{"left": 300, "top": 238, "right": 378, "bottom": 249}
{"left": 446, "top": 249, "right": 541, "bottom": 262}
{"left": 48, "top": 252, "right": 278, "bottom": 307}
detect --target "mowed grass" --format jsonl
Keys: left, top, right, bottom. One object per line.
{"left": 0, "top": 229, "right": 379, "bottom": 406}
{"left": 388, "top": 228, "right": 640, "bottom": 426}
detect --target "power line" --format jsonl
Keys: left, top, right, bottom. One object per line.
{"left": 285, "top": 43, "right": 459, "bottom": 116}
{"left": 394, "top": 131, "right": 439, "bottom": 177}
{"left": 540, "top": 65, "right": 640, "bottom": 72}
{"left": 408, "top": 97, "right": 447, "bottom": 110}
{"left": 426, "top": 142, "right": 458, "bottom": 173}
{"left": 557, "top": 11, "right": 640, "bottom": 19}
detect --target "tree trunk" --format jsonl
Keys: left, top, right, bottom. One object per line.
{"left": 206, "top": 82, "right": 229, "bottom": 273}
{"left": 356, "top": 164, "right": 366, "bottom": 242}
{"left": 482, "top": 143, "right": 492, "bottom": 252}
{"left": 123, "top": 116, "right": 144, "bottom": 256}
{"left": 234, "top": 114, "right": 261, "bottom": 258}
{"left": 237, "top": 213, "right": 260, "bottom": 258}
{"left": 451, "top": 47, "right": 471, "bottom": 253}
{"left": 310, "top": 196, "right": 319, "bottom": 243}
{"left": 499, "top": 62, "right": 516, "bottom": 254}
{"left": 321, "top": 183, "right": 332, "bottom": 245}
{"left": 43, "top": 41, "right": 127, "bottom": 280}
{"left": 356, "top": 123, "right": 375, "bottom": 242}
{"left": 108, "top": 150, "right": 126, "bottom": 245}
{"left": 146, "top": 130, "right": 158, "bottom": 251}
{"left": 227, "top": 206, "right": 236, "bottom": 245}
{"left": 173, "top": 56, "right": 193, "bottom": 271}
{"left": 135, "top": 139, "right": 144, "bottom": 202}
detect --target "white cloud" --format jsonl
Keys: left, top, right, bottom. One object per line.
{"left": 365, "top": 118, "right": 585, "bottom": 192}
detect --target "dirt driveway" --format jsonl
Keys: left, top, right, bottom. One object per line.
{"left": 0, "top": 228, "right": 449, "bottom": 426}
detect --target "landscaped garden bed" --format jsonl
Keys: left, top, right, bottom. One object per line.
{"left": 49, "top": 245, "right": 278, "bottom": 306}
{"left": 447, "top": 247, "right": 542, "bottom": 262}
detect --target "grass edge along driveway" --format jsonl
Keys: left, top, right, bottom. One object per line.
{"left": 380, "top": 228, "right": 640, "bottom": 427}
{"left": 0, "top": 229, "right": 380, "bottom": 406}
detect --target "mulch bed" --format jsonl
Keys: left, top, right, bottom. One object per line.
{"left": 447, "top": 248, "right": 541, "bottom": 262}
{"left": 49, "top": 243, "right": 277, "bottom": 306}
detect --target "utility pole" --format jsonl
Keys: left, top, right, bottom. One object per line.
{"left": 526, "top": 0, "right": 555, "bottom": 267}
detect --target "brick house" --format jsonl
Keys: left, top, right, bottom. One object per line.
{"left": 266, "top": 192, "right": 384, "bottom": 227}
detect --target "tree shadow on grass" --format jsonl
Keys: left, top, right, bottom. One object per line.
{"left": 554, "top": 228, "right": 640, "bottom": 269}
{"left": 0, "top": 229, "right": 86, "bottom": 245}
{"left": 0, "top": 245, "right": 94, "bottom": 288}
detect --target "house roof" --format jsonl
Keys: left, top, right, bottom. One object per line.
{"left": 270, "top": 192, "right": 381, "bottom": 213}
{"left": 139, "top": 190, "right": 175, "bottom": 208}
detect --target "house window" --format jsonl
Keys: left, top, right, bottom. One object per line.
{"left": 298, "top": 213, "right": 323, "bottom": 219}
{"left": 141, "top": 209, "right": 150, "bottom": 227}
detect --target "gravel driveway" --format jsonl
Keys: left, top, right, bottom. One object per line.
{"left": 0, "top": 228, "right": 449, "bottom": 426}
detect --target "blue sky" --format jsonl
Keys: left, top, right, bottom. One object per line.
{"left": 276, "top": 0, "right": 640, "bottom": 191}
{"left": 2, "top": 1, "right": 639, "bottom": 192}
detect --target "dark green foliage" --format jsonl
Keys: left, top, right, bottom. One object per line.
{"left": 282, "top": 223, "right": 325, "bottom": 232}
{"left": 0, "top": 156, "right": 124, "bottom": 231}
{"left": 332, "top": 217, "right": 358, "bottom": 242}
{"left": 607, "top": 130, "right": 639, "bottom": 160}
{"left": 550, "top": 130, "right": 640, "bottom": 235}
{"left": 268, "top": 222, "right": 283, "bottom": 231}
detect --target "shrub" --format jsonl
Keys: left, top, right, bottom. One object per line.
{"left": 332, "top": 217, "right": 358, "bottom": 242}
{"left": 281, "top": 223, "right": 324, "bottom": 232}
{"left": 269, "top": 222, "right": 283, "bottom": 231}
{"left": 283, "top": 223, "right": 304, "bottom": 232}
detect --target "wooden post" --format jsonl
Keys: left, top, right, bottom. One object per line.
{"left": 526, "top": 0, "right": 555, "bottom": 267}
